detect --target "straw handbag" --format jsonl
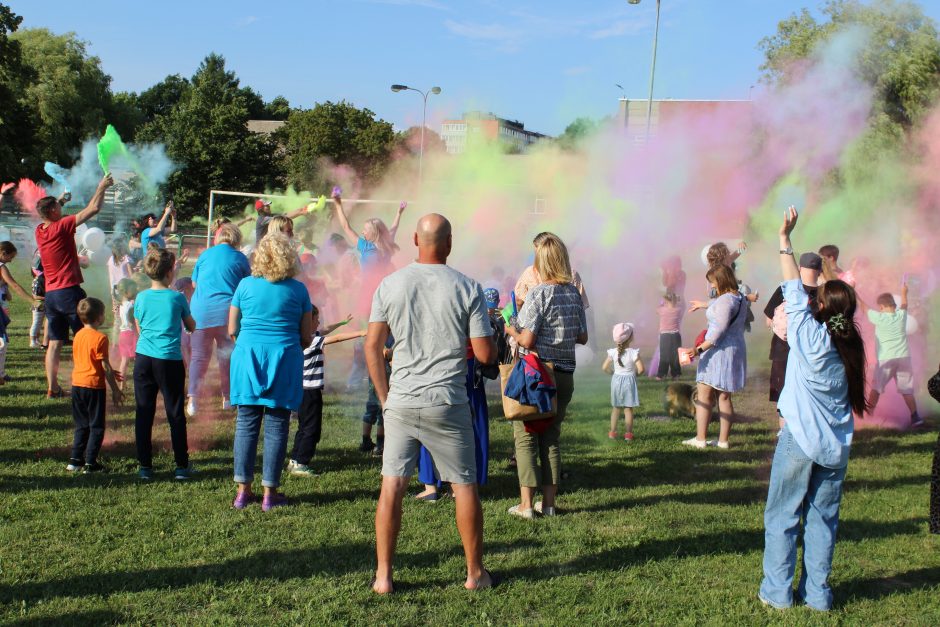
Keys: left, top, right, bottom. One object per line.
{"left": 499, "top": 350, "right": 557, "bottom": 421}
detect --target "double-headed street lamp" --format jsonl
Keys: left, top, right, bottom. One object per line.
{"left": 628, "top": 0, "right": 662, "bottom": 140}
{"left": 391, "top": 84, "right": 441, "bottom": 184}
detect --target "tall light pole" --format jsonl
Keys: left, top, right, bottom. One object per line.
{"left": 628, "top": 0, "right": 661, "bottom": 141}
{"left": 391, "top": 84, "right": 441, "bottom": 184}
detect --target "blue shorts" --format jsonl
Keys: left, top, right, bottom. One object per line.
{"left": 44, "top": 286, "right": 86, "bottom": 341}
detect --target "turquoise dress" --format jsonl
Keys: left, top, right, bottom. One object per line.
{"left": 229, "top": 276, "right": 312, "bottom": 411}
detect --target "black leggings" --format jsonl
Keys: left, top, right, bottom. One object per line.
{"left": 134, "top": 354, "right": 188, "bottom": 469}
{"left": 657, "top": 332, "right": 682, "bottom": 378}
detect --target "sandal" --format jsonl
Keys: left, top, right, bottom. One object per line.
{"left": 468, "top": 568, "right": 500, "bottom": 590}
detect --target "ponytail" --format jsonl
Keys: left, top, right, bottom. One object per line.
{"left": 616, "top": 340, "right": 631, "bottom": 367}
{"left": 817, "top": 280, "right": 869, "bottom": 416}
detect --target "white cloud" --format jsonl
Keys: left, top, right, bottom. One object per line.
{"left": 235, "top": 16, "right": 258, "bottom": 28}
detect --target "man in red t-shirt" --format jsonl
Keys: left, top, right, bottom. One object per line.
{"left": 35, "top": 174, "right": 113, "bottom": 397}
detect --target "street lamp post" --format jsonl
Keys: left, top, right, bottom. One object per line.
{"left": 391, "top": 84, "right": 441, "bottom": 184}
{"left": 628, "top": 0, "right": 662, "bottom": 141}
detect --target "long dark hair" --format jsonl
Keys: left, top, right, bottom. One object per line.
{"left": 816, "top": 280, "right": 868, "bottom": 416}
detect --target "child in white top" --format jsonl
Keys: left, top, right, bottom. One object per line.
{"left": 115, "top": 278, "right": 139, "bottom": 391}
{"left": 107, "top": 242, "right": 133, "bottom": 319}
{"left": 602, "top": 322, "right": 644, "bottom": 441}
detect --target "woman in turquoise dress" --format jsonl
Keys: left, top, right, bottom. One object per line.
{"left": 229, "top": 234, "right": 313, "bottom": 511}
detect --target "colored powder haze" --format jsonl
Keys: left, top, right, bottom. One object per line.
{"left": 11, "top": 22, "right": 937, "bottom": 436}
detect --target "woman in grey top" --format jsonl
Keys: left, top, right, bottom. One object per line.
{"left": 504, "top": 234, "right": 588, "bottom": 519}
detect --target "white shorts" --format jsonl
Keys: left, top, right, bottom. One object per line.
{"left": 872, "top": 357, "right": 914, "bottom": 395}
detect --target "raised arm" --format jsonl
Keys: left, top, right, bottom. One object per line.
{"left": 74, "top": 175, "right": 114, "bottom": 226}
{"left": 332, "top": 195, "right": 359, "bottom": 243}
{"left": 322, "top": 314, "right": 353, "bottom": 335}
{"left": 167, "top": 204, "right": 177, "bottom": 234}
{"left": 779, "top": 206, "right": 800, "bottom": 282}
{"left": 148, "top": 203, "right": 172, "bottom": 237}
{"left": 900, "top": 281, "right": 908, "bottom": 310}
{"left": 389, "top": 202, "right": 407, "bottom": 240}
{"left": 286, "top": 205, "right": 308, "bottom": 220}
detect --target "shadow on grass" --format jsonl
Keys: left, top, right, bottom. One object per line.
{"left": 496, "top": 518, "right": 925, "bottom": 583}
{"left": 0, "top": 540, "right": 520, "bottom": 604}
{"left": 6, "top": 609, "right": 126, "bottom": 626}
{"left": 834, "top": 565, "right": 940, "bottom": 603}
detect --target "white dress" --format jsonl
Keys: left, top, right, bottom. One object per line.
{"left": 609, "top": 347, "right": 640, "bottom": 408}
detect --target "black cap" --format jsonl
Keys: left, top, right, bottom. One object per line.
{"left": 799, "top": 252, "right": 822, "bottom": 271}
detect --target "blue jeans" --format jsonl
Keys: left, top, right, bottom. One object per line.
{"left": 760, "top": 426, "right": 847, "bottom": 611}
{"left": 233, "top": 405, "right": 291, "bottom": 488}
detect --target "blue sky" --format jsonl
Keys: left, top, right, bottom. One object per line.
{"left": 10, "top": 1, "right": 940, "bottom": 136}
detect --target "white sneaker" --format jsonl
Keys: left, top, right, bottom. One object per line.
{"left": 681, "top": 437, "right": 709, "bottom": 449}
{"left": 714, "top": 440, "right": 730, "bottom": 449}
{"left": 534, "top": 501, "right": 556, "bottom": 517}
{"left": 507, "top": 504, "right": 537, "bottom": 520}
{"left": 286, "top": 459, "right": 297, "bottom": 472}
{"left": 185, "top": 397, "right": 197, "bottom": 417}
{"left": 221, "top": 397, "right": 233, "bottom": 411}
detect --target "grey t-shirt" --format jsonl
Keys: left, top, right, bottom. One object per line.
{"left": 370, "top": 262, "right": 491, "bottom": 408}
{"left": 255, "top": 214, "right": 272, "bottom": 242}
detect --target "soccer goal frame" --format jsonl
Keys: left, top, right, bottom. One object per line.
{"left": 206, "top": 189, "right": 408, "bottom": 247}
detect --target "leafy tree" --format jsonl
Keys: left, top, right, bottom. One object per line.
{"left": 556, "top": 117, "right": 599, "bottom": 151}
{"left": 264, "top": 95, "right": 291, "bottom": 121}
{"left": 760, "top": 0, "right": 940, "bottom": 130}
{"left": 395, "top": 126, "right": 445, "bottom": 155}
{"left": 136, "top": 53, "right": 281, "bottom": 220}
{"left": 137, "top": 74, "right": 190, "bottom": 120}
{"left": 109, "top": 91, "right": 146, "bottom": 141}
{"left": 279, "top": 101, "right": 395, "bottom": 190}
{"left": 12, "top": 28, "right": 113, "bottom": 167}
{"left": 0, "top": 3, "right": 35, "bottom": 179}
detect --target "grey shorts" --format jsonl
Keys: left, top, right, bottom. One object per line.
{"left": 381, "top": 404, "right": 477, "bottom": 484}
{"left": 873, "top": 357, "right": 914, "bottom": 394}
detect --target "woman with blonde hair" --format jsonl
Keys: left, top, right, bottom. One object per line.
{"left": 504, "top": 234, "right": 588, "bottom": 518}
{"left": 229, "top": 234, "right": 313, "bottom": 511}
{"left": 332, "top": 192, "right": 405, "bottom": 316}
{"left": 186, "top": 222, "right": 251, "bottom": 415}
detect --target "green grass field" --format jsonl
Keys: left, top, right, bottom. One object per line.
{"left": 1, "top": 264, "right": 939, "bottom": 625}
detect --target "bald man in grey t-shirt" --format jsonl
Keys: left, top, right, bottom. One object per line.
{"left": 366, "top": 213, "right": 496, "bottom": 595}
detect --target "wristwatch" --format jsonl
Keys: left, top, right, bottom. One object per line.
{"left": 779, "top": 247, "right": 793, "bottom": 255}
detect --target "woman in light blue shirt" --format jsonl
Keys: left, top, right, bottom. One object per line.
{"left": 229, "top": 234, "right": 312, "bottom": 512}
{"left": 186, "top": 223, "right": 251, "bottom": 415}
{"left": 759, "top": 207, "right": 869, "bottom": 612}
{"left": 140, "top": 202, "right": 176, "bottom": 251}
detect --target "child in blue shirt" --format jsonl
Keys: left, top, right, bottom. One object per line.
{"left": 133, "top": 248, "right": 196, "bottom": 480}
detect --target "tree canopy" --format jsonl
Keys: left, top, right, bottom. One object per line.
{"left": 760, "top": 0, "right": 940, "bottom": 131}
{"left": 135, "top": 54, "right": 281, "bottom": 220}
{"left": 279, "top": 101, "right": 395, "bottom": 191}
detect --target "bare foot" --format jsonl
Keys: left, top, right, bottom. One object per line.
{"left": 372, "top": 575, "right": 394, "bottom": 594}
{"left": 465, "top": 568, "right": 494, "bottom": 591}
